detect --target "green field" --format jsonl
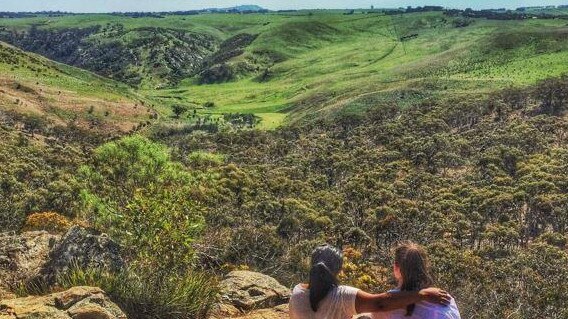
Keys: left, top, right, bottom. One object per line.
{"left": 1, "top": 11, "right": 567, "bottom": 128}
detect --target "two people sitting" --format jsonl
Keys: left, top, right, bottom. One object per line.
{"left": 289, "top": 242, "right": 461, "bottom": 319}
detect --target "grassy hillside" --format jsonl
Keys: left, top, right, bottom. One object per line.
{"left": 166, "top": 12, "right": 568, "bottom": 127}
{"left": 0, "top": 41, "right": 151, "bottom": 136}
{"left": 1, "top": 11, "right": 567, "bottom": 129}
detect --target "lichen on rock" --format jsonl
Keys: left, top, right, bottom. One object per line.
{"left": 218, "top": 271, "right": 291, "bottom": 312}
{"left": 0, "top": 230, "right": 59, "bottom": 290}
{"left": 35, "top": 226, "right": 125, "bottom": 286}
{"left": 0, "top": 286, "right": 126, "bottom": 319}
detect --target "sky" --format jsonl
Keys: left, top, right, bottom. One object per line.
{"left": 1, "top": 0, "right": 567, "bottom": 12}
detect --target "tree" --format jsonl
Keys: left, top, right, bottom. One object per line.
{"left": 171, "top": 104, "right": 188, "bottom": 118}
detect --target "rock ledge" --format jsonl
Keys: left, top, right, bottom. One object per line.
{"left": 219, "top": 271, "right": 291, "bottom": 311}
{"left": 0, "top": 286, "right": 126, "bottom": 319}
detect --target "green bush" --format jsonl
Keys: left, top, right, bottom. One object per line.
{"left": 186, "top": 151, "right": 225, "bottom": 169}
{"left": 79, "top": 135, "right": 205, "bottom": 270}
{"left": 0, "top": 204, "right": 25, "bottom": 231}
{"left": 0, "top": 128, "right": 83, "bottom": 232}
{"left": 172, "top": 104, "right": 189, "bottom": 118}
{"left": 57, "top": 266, "right": 218, "bottom": 319}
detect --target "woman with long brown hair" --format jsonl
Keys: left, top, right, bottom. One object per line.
{"left": 372, "top": 242, "right": 461, "bottom": 319}
{"left": 289, "top": 244, "right": 452, "bottom": 319}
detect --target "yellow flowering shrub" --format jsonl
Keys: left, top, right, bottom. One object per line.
{"left": 339, "top": 246, "right": 390, "bottom": 291}
{"left": 23, "top": 212, "right": 72, "bottom": 233}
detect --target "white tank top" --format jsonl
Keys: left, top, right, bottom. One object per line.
{"left": 289, "top": 284, "right": 360, "bottom": 319}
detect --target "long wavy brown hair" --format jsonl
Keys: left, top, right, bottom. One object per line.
{"left": 394, "top": 242, "right": 435, "bottom": 316}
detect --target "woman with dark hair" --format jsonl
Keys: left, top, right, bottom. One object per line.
{"left": 289, "top": 244, "right": 452, "bottom": 319}
{"left": 371, "top": 242, "right": 461, "bottom": 319}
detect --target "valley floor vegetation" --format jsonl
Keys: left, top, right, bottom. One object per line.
{"left": 0, "top": 7, "right": 568, "bottom": 319}
{"left": 2, "top": 75, "right": 567, "bottom": 319}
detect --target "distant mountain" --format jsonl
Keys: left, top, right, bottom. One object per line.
{"left": 233, "top": 5, "right": 266, "bottom": 11}
{"left": 206, "top": 5, "right": 268, "bottom": 13}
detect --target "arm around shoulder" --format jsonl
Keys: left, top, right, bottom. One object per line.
{"left": 355, "top": 290, "right": 421, "bottom": 313}
{"left": 354, "top": 288, "right": 451, "bottom": 314}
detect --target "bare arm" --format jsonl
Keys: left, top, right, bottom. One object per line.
{"left": 355, "top": 288, "right": 451, "bottom": 313}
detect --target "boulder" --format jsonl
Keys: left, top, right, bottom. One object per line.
{"left": 0, "top": 231, "right": 59, "bottom": 289}
{"left": 209, "top": 303, "right": 242, "bottom": 319}
{"left": 55, "top": 286, "right": 105, "bottom": 309}
{"left": 1, "top": 227, "right": 125, "bottom": 289}
{"left": 0, "top": 287, "right": 15, "bottom": 300}
{"left": 36, "top": 226, "right": 125, "bottom": 285}
{"left": 234, "top": 304, "right": 289, "bottom": 319}
{"left": 218, "top": 271, "right": 291, "bottom": 311}
{"left": 0, "top": 286, "right": 126, "bottom": 319}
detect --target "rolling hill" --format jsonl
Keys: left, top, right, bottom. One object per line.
{"left": 0, "top": 8, "right": 567, "bottom": 319}
{"left": 0, "top": 9, "right": 567, "bottom": 130}
{"left": 0, "top": 41, "right": 151, "bottom": 138}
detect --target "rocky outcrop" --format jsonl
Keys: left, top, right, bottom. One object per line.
{"left": 233, "top": 304, "right": 289, "bottom": 319}
{"left": 0, "top": 231, "right": 59, "bottom": 289}
{"left": 0, "top": 226, "right": 124, "bottom": 291}
{"left": 0, "top": 287, "right": 15, "bottom": 300}
{"left": 36, "top": 226, "right": 125, "bottom": 285}
{"left": 0, "top": 229, "right": 126, "bottom": 318}
{"left": 212, "top": 303, "right": 290, "bottom": 319}
{"left": 0, "top": 286, "right": 126, "bottom": 319}
{"left": 218, "top": 271, "right": 291, "bottom": 311}
{"left": 210, "top": 303, "right": 243, "bottom": 318}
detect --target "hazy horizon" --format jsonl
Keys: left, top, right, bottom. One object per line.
{"left": 2, "top": 0, "right": 567, "bottom": 13}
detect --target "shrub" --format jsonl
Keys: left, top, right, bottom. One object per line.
{"left": 537, "top": 231, "right": 567, "bottom": 248}
{"left": 0, "top": 207, "right": 25, "bottom": 232}
{"left": 171, "top": 104, "right": 189, "bottom": 118}
{"left": 339, "top": 247, "right": 388, "bottom": 291}
{"left": 198, "top": 64, "right": 234, "bottom": 84}
{"left": 534, "top": 75, "right": 568, "bottom": 115}
{"left": 57, "top": 266, "right": 218, "bottom": 319}
{"left": 79, "top": 136, "right": 205, "bottom": 271}
{"left": 452, "top": 17, "right": 473, "bottom": 28}
{"left": 186, "top": 151, "right": 224, "bottom": 169}
{"left": 22, "top": 212, "right": 72, "bottom": 233}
